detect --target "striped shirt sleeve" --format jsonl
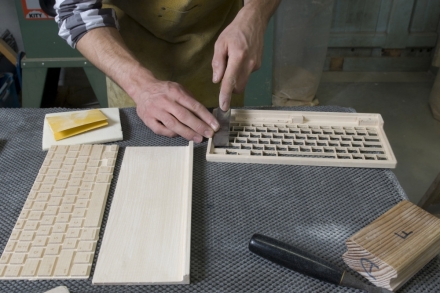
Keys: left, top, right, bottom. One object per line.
{"left": 54, "top": 0, "right": 119, "bottom": 48}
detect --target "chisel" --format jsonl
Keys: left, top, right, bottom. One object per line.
{"left": 249, "top": 234, "right": 391, "bottom": 293}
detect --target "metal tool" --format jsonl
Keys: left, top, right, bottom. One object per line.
{"left": 249, "top": 234, "right": 392, "bottom": 293}
{"left": 212, "top": 107, "right": 231, "bottom": 147}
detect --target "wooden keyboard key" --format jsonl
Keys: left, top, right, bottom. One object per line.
{"left": 53, "top": 224, "right": 67, "bottom": 233}
{"left": 36, "top": 226, "right": 52, "bottom": 236}
{"left": 45, "top": 206, "right": 59, "bottom": 215}
{"left": 58, "top": 173, "right": 70, "bottom": 180}
{"left": 16, "top": 242, "right": 30, "bottom": 253}
{"left": 60, "top": 165, "right": 74, "bottom": 173}
{"left": 28, "top": 190, "right": 38, "bottom": 199}
{"left": 77, "top": 156, "right": 88, "bottom": 164}
{"left": 28, "top": 210, "right": 43, "bottom": 221}
{"left": 71, "top": 171, "right": 84, "bottom": 178}
{"left": 14, "top": 219, "right": 26, "bottom": 229}
{"left": 80, "top": 181, "right": 93, "bottom": 190}
{"left": 23, "top": 221, "right": 39, "bottom": 232}
{"left": 88, "top": 160, "right": 100, "bottom": 167}
{"left": 10, "top": 254, "right": 26, "bottom": 265}
{"left": 62, "top": 196, "right": 76, "bottom": 205}
{"left": 54, "top": 250, "right": 74, "bottom": 276}
{"left": 9, "top": 231, "right": 20, "bottom": 241}
{"left": 39, "top": 166, "right": 48, "bottom": 175}
{"left": 56, "top": 214, "right": 71, "bottom": 223}
{"left": 78, "top": 190, "right": 91, "bottom": 199}
{"left": 46, "top": 169, "right": 59, "bottom": 177}
{"left": 45, "top": 244, "right": 61, "bottom": 255}
{"left": 0, "top": 253, "right": 11, "bottom": 264}
{"left": 52, "top": 189, "right": 65, "bottom": 197}
{"left": 54, "top": 180, "right": 68, "bottom": 189}
{"left": 76, "top": 199, "right": 89, "bottom": 209}
{"left": 31, "top": 182, "right": 41, "bottom": 191}
{"left": 98, "top": 166, "right": 113, "bottom": 173}
{"left": 39, "top": 185, "right": 53, "bottom": 194}
{"left": 69, "top": 218, "right": 83, "bottom": 228}
{"left": 85, "top": 167, "right": 98, "bottom": 174}
{"left": 49, "top": 233, "right": 64, "bottom": 244}
{"left": 5, "top": 265, "right": 21, "bottom": 277}
{"left": 32, "top": 203, "right": 46, "bottom": 212}
{"left": 66, "top": 151, "right": 78, "bottom": 158}
{"left": 66, "top": 228, "right": 81, "bottom": 238}
{"left": 73, "top": 164, "right": 86, "bottom": 172}
{"left": 36, "top": 193, "right": 50, "bottom": 202}
{"left": 69, "top": 178, "right": 81, "bottom": 186}
{"left": 81, "top": 228, "right": 98, "bottom": 241}
{"left": 63, "top": 238, "right": 77, "bottom": 249}
{"left": 19, "top": 231, "right": 35, "bottom": 241}
{"left": 23, "top": 199, "right": 34, "bottom": 209}
{"left": 4, "top": 241, "right": 16, "bottom": 252}
{"left": 101, "top": 158, "right": 115, "bottom": 167}
{"left": 96, "top": 174, "right": 112, "bottom": 183}
{"left": 49, "top": 161, "right": 62, "bottom": 169}
{"left": 69, "top": 145, "right": 81, "bottom": 151}
{"left": 18, "top": 210, "right": 29, "bottom": 219}
{"left": 52, "top": 154, "right": 64, "bottom": 162}
{"left": 21, "top": 259, "right": 40, "bottom": 277}
{"left": 29, "top": 247, "right": 44, "bottom": 258}
{"left": 56, "top": 145, "right": 68, "bottom": 154}
{"left": 70, "top": 264, "right": 91, "bottom": 277}
{"left": 79, "top": 145, "right": 92, "bottom": 156}
{"left": 48, "top": 197, "right": 62, "bottom": 206}
{"left": 43, "top": 177, "right": 56, "bottom": 185}
{"left": 35, "top": 174, "right": 44, "bottom": 182}
{"left": 0, "top": 264, "right": 5, "bottom": 276}
{"left": 66, "top": 187, "right": 79, "bottom": 195}
{"left": 59, "top": 205, "right": 73, "bottom": 213}
{"left": 74, "top": 252, "right": 93, "bottom": 264}
{"left": 37, "top": 256, "right": 56, "bottom": 276}
{"left": 41, "top": 216, "right": 55, "bottom": 226}
{"left": 33, "top": 236, "right": 48, "bottom": 247}
{"left": 72, "top": 208, "right": 86, "bottom": 218}
{"left": 84, "top": 183, "right": 109, "bottom": 227}
{"left": 77, "top": 241, "right": 95, "bottom": 252}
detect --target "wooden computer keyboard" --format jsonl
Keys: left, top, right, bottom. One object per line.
{"left": 0, "top": 144, "right": 118, "bottom": 279}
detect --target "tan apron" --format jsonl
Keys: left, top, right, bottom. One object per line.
{"left": 103, "top": 0, "right": 244, "bottom": 109}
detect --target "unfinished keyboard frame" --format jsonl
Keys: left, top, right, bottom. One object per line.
{"left": 206, "top": 110, "right": 397, "bottom": 168}
{"left": 0, "top": 144, "right": 118, "bottom": 280}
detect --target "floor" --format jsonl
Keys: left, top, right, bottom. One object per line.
{"left": 55, "top": 69, "right": 440, "bottom": 204}
{"left": 317, "top": 72, "right": 440, "bottom": 204}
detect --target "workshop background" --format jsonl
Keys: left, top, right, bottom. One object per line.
{"left": 1, "top": 0, "right": 440, "bottom": 205}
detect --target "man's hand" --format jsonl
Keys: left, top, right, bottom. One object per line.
{"left": 133, "top": 80, "right": 220, "bottom": 143}
{"left": 212, "top": 0, "right": 281, "bottom": 111}
{"left": 76, "top": 27, "right": 219, "bottom": 142}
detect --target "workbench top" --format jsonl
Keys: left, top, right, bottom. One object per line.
{"left": 0, "top": 106, "right": 438, "bottom": 293}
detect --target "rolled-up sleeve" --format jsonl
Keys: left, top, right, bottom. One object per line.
{"left": 54, "top": 0, "right": 119, "bottom": 48}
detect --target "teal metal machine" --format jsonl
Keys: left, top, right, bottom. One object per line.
{"left": 14, "top": 0, "right": 107, "bottom": 107}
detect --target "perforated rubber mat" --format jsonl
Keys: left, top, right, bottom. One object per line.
{"left": 0, "top": 107, "right": 439, "bottom": 293}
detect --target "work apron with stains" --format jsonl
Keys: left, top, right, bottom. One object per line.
{"left": 103, "top": 0, "right": 244, "bottom": 109}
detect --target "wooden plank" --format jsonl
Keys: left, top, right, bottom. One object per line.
{"left": 343, "top": 56, "right": 432, "bottom": 71}
{"left": 376, "top": 0, "right": 393, "bottom": 32}
{"left": 0, "top": 39, "right": 17, "bottom": 65}
{"left": 93, "top": 143, "right": 194, "bottom": 285}
{"left": 360, "top": 0, "right": 382, "bottom": 32}
{"left": 343, "top": 200, "right": 440, "bottom": 291}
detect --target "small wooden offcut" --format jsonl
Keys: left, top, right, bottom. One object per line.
{"left": 343, "top": 200, "right": 440, "bottom": 291}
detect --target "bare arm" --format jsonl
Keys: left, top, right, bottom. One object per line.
{"left": 212, "top": 0, "right": 282, "bottom": 111}
{"left": 55, "top": 1, "right": 219, "bottom": 142}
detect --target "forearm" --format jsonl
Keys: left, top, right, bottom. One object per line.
{"left": 76, "top": 27, "right": 155, "bottom": 103}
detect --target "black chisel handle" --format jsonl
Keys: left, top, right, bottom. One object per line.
{"left": 249, "top": 234, "right": 343, "bottom": 285}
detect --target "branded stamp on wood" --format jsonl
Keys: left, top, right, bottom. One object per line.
{"left": 343, "top": 200, "right": 440, "bottom": 291}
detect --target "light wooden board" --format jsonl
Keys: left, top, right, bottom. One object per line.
{"left": 93, "top": 143, "right": 194, "bottom": 285}
{"left": 206, "top": 110, "right": 397, "bottom": 168}
{"left": 0, "top": 145, "right": 118, "bottom": 280}
{"left": 343, "top": 200, "right": 440, "bottom": 291}
{"left": 42, "top": 108, "right": 123, "bottom": 151}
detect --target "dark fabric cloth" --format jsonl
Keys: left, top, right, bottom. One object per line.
{"left": 0, "top": 107, "right": 438, "bottom": 293}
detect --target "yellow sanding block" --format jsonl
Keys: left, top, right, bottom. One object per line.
{"left": 46, "top": 109, "right": 109, "bottom": 141}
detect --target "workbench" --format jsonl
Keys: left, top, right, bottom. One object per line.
{"left": 0, "top": 106, "right": 439, "bottom": 293}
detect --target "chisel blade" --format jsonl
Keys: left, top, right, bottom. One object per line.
{"left": 212, "top": 108, "right": 231, "bottom": 147}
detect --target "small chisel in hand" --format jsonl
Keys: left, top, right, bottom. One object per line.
{"left": 249, "top": 234, "right": 391, "bottom": 293}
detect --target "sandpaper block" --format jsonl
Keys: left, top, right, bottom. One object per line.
{"left": 46, "top": 109, "right": 108, "bottom": 141}
{"left": 343, "top": 200, "right": 440, "bottom": 291}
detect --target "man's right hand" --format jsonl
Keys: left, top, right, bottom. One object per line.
{"left": 76, "top": 27, "right": 219, "bottom": 142}
{"left": 132, "top": 79, "right": 220, "bottom": 143}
